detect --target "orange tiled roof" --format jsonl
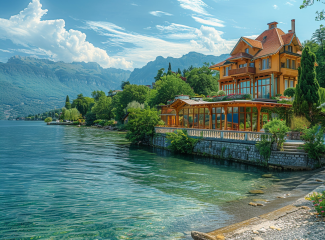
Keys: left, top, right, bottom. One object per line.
{"left": 210, "top": 25, "right": 303, "bottom": 69}
{"left": 228, "top": 52, "right": 253, "bottom": 61}
{"left": 242, "top": 37, "right": 263, "bottom": 49}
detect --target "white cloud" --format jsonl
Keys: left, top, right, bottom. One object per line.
{"left": 192, "top": 16, "right": 224, "bottom": 27}
{"left": 0, "top": 49, "right": 12, "bottom": 53}
{"left": 233, "top": 26, "right": 247, "bottom": 29}
{"left": 177, "top": 0, "right": 210, "bottom": 15}
{"left": 0, "top": 0, "right": 132, "bottom": 69}
{"left": 286, "top": 2, "right": 293, "bottom": 6}
{"left": 149, "top": 11, "right": 172, "bottom": 17}
{"left": 244, "top": 35, "right": 259, "bottom": 39}
{"left": 85, "top": 21, "right": 235, "bottom": 68}
{"left": 273, "top": 5, "right": 278, "bottom": 9}
{"left": 131, "top": 3, "right": 138, "bottom": 6}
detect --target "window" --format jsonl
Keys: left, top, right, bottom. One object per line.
{"left": 292, "top": 60, "right": 296, "bottom": 70}
{"left": 224, "top": 66, "right": 231, "bottom": 76}
{"left": 249, "top": 62, "right": 255, "bottom": 67}
{"left": 238, "top": 81, "right": 251, "bottom": 94}
{"left": 290, "top": 80, "right": 294, "bottom": 88}
{"left": 223, "top": 83, "right": 234, "bottom": 95}
{"left": 288, "top": 46, "right": 292, "bottom": 52}
{"left": 281, "top": 62, "right": 285, "bottom": 68}
{"left": 262, "top": 58, "right": 269, "bottom": 70}
{"left": 285, "top": 79, "right": 288, "bottom": 90}
{"left": 245, "top": 48, "right": 249, "bottom": 54}
{"left": 286, "top": 59, "right": 291, "bottom": 69}
{"left": 239, "top": 63, "right": 247, "bottom": 68}
{"left": 257, "top": 78, "right": 271, "bottom": 99}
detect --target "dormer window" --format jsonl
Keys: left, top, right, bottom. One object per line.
{"left": 263, "top": 36, "right": 267, "bottom": 41}
{"left": 245, "top": 48, "right": 249, "bottom": 54}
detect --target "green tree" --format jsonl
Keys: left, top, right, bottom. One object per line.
{"left": 125, "top": 101, "right": 145, "bottom": 113}
{"left": 91, "top": 96, "right": 113, "bottom": 119}
{"left": 185, "top": 63, "right": 219, "bottom": 96}
{"left": 91, "top": 90, "right": 106, "bottom": 101}
{"left": 71, "top": 94, "right": 89, "bottom": 116}
{"left": 284, "top": 87, "right": 296, "bottom": 97}
{"left": 154, "top": 68, "right": 165, "bottom": 82}
{"left": 121, "top": 81, "right": 131, "bottom": 90}
{"left": 126, "top": 108, "right": 164, "bottom": 144}
{"left": 177, "top": 68, "right": 182, "bottom": 75}
{"left": 85, "top": 112, "right": 97, "bottom": 126}
{"left": 293, "top": 46, "right": 321, "bottom": 124}
{"left": 66, "top": 95, "right": 70, "bottom": 103}
{"left": 44, "top": 117, "right": 52, "bottom": 123}
{"left": 312, "top": 25, "right": 325, "bottom": 49}
{"left": 70, "top": 108, "right": 81, "bottom": 121}
{"left": 151, "top": 74, "right": 195, "bottom": 106}
{"left": 167, "top": 62, "right": 172, "bottom": 75}
{"left": 64, "top": 109, "right": 71, "bottom": 120}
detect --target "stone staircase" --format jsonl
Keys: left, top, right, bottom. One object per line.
{"left": 282, "top": 142, "right": 305, "bottom": 153}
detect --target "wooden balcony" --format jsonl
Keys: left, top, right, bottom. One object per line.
{"left": 228, "top": 67, "right": 256, "bottom": 76}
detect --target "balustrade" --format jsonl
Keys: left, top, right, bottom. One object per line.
{"left": 155, "top": 127, "right": 271, "bottom": 142}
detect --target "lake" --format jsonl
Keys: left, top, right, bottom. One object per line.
{"left": 0, "top": 121, "right": 304, "bottom": 239}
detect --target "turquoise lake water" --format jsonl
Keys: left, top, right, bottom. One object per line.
{"left": 0, "top": 121, "right": 285, "bottom": 239}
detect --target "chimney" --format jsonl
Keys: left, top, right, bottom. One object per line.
{"left": 291, "top": 19, "right": 295, "bottom": 33}
{"left": 267, "top": 21, "right": 278, "bottom": 29}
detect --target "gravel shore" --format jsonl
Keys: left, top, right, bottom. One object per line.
{"left": 192, "top": 169, "right": 325, "bottom": 240}
{"left": 226, "top": 172, "right": 325, "bottom": 240}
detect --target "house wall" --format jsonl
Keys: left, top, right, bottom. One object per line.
{"left": 152, "top": 134, "right": 321, "bottom": 170}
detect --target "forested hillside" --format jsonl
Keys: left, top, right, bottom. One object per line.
{"left": 0, "top": 56, "right": 131, "bottom": 119}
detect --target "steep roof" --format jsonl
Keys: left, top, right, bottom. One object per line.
{"left": 210, "top": 25, "right": 303, "bottom": 69}
{"left": 242, "top": 37, "right": 263, "bottom": 49}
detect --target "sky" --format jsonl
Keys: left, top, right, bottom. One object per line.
{"left": 0, "top": 0, "right": 323, "bottom": 70}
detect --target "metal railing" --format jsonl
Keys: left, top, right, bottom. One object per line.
{"left": 155, "top": 127, "right": 271, "bottom": 142}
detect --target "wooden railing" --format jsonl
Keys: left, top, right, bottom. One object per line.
{"left": 155, "top": 127, "right": 271, "bottom": 142}
{"left": 228, "top": 67, "right": 256, "bottom": 76}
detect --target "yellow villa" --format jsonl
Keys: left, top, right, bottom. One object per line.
{"left": 158, "top": 20, "right": 299, "bottom": 133}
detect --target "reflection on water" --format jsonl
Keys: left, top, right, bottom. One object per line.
{"left": 0, "top": 121, "right": 282, "bottom": 239}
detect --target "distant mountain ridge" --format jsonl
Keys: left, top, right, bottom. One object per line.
{"left": 0, "top": 52, "right": 229, "bottom": 119}
{"left": 0, "top": 56, "right": 131, "bottom": 119}
{"left": 127, "top": 52, "right": 230, "bottom": 85}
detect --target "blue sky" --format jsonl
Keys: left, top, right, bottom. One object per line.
{"left": 0, "top": 0, "right": 323, "bottom": 70}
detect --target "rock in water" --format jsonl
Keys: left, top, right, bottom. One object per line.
{"left": 262, "top": 174, "right": 273, "bottom": 178}
{"left": 249, "top": 190, "right": 264, "bottom": 194}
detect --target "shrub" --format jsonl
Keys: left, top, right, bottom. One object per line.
{"left": 255, "top": 135, "right": 272, "bottom": 164}
{"left": 126, "top": 108, "right": 164, "bottom": 144}
{"left": 216, "top": 90, "right": 226, "bottom": 96}
{"left": 166, "top": 130, "right": 201, "bottom": 154}
{"left": 284, "top": 87, "right": 296, "bottom": 97}
{"left": 263, "top": 118, "right": 290, "bottom": 151}
{"left": 44, "top": 117, "right": 52, "bottom": 123}
{"left": 300, "top": 125, "right": 325, "bottom": 166}
{"left": 305, "top": 191, "right": 325, "bottom": 217}
{"left": 290, "top": 116, "right": 311, "bottom": 132}
{"left": 73, "top": 121, "right": 79, "bottom": 125}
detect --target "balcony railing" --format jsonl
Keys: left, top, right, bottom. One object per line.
{"left": 155, "top": 127, "right": 271, "bottom": 142}
{"left": 228, "top": 67, "right": 256, "bottom": 76}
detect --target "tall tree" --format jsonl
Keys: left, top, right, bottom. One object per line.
{"left": 150, "top": 74, "right": 195, "bottom": 106}
{"left": 91, "top": 96, "right": 113, "bottom": 119}
{"left": 293, "top": 46, "right": 320, "bottom": 123}
{"left": 312, "top": 25, "right": 325, "bottom": 50}
{"left": 66, "top": 95, "right": 70, "bottom": 103}
{"left": 91, "top": 90, "right": 106, "bottom": 101}
{"left": 65, "top": 95, "right": 71, "bottom": 109}
{"left": 177, "top": 68, "right": 182, "bottom": 75}
{"left": 71, "top": 94, "right": 89, "bottom": 116}
{"left": 167, "top": 62, "right": 172, "bottom": 75}
{"left": 154, "top": 68, "right": 165, "bottom": 82}
{"left": 121, "top": 80, "right": 131, "bottom": 90}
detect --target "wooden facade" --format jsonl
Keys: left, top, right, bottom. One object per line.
{"left": 210, "top": 20, "right": 303, "bottom": 98}
{"left": 160, "top": 99, "right": 291, "bottom": 132}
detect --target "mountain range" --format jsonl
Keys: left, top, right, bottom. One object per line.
{"left": 128, "top": 52, "right": 229, "bottom": 85}
{"left": 0, "top": 52, "right": 229, "bottom": 119}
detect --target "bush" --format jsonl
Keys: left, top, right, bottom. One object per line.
{"left": 305, "top": 191, "right": 325, "bottom": 217}
{"left": 216, "top": 90, "right": 226, "bottom": 96}
{"left": 126, "top": 108, "right": 164, "bottom": 144}
{"left": 291, "top": 116, "right": 311, "bottom": 132}
{"left": 263, "top": 118, "right": 290, "bottom": 151}
{"left": 73, "top": 121, "right": 79, "bottom": 125}
{"left": 284, "top": 87, "right": 296, "bottom": 97}
{"left": 300, "top": 125, "right": 325, "bottom": 166}
{"left": 166, "top": 130, "right": 201, "bottom": 154}
{"left": 44, "top": 117, "right": 52, "bottom": 123}
{"left": 255, "top": 135, "right": 272, "bottom": 164}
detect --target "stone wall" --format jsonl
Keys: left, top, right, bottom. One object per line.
{"left": 152, "top": 134, "right": 320, "bottom": 170}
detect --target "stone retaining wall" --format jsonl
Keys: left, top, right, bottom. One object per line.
{"left": 152, "top": 134, "right": 321, "bottom": 170}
